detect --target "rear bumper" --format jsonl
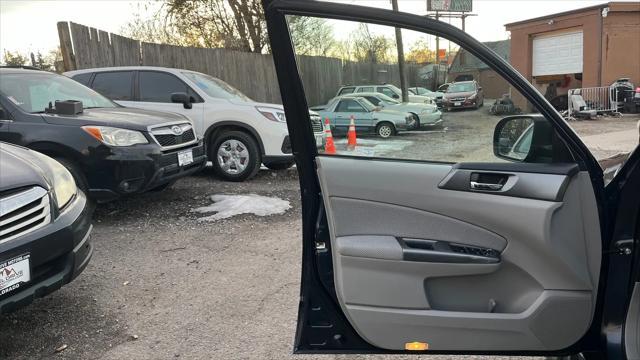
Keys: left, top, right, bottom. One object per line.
{"left": 87, "top": 141, "right": 207, "bottom": 202}
{"left": 0, "top": 191, "right": 93, "bottom": 314}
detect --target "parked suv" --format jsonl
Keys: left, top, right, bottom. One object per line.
{"left": 335, "top": 84, "right": 435, "bottom": 104}
{"left": 442, "top": 80, "right": 484, "bottom": 111}
{"left": 65, "top": 66, "right": 314, "bottom": 181}
{"left": 0, "top": 68, "right": 206, "bottom": 202}
{"left": 0, "top": 142, "right": 92, "bottom": 313}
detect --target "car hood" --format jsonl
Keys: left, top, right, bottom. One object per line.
{"left": 444, "top": 91, "right": 475, "bottom": 99}
{"left": 41, "top": 107, "right": 190, "bottom": 131}
{"left": 0, "top": 143, "right": 49, "bottom": 193}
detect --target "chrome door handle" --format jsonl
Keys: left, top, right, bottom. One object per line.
{"left": 470, "top": 181, "right": 503, "bottom": 191}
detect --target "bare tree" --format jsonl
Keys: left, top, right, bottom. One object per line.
{"left": 287, "top": 16, "right": 336, "bottom": 56}
{"left": 3, "top": 51, "right": 28, "bottom": 66}
{"left": 351, "top": 24, "right": 395, "bottom": 63}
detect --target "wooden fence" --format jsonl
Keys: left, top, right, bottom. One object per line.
{"left": 58, "top": 22, "right": 426, "bottom": 106}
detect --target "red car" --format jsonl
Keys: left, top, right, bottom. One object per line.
{"left": 442, "top": 80, "right": 484, "bottom": 111}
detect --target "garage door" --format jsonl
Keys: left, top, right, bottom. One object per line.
{"left": 532, "top": 31, "right": 583, "bottom": 76}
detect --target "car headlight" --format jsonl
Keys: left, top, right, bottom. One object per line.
{"left": 82, "top": 126, "right": 148, "bottom": 146}
{"left": 32, "top": 152, "right": 77, "bottom": 209}
{"left": 256, "top": 107, "right": 286, "bottom": 123}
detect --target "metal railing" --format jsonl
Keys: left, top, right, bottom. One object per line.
{"left": 567, "top": 86, "right": 619, "bottom": 120}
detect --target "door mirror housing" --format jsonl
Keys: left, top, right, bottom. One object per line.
{"left": 477, "top": 86, "right": 483, "bottom": 91}
{"left": 391, "top": 93, "right": 400, "bottom": 99}
{"left": 493, "top": 115, "right": 554, "bottom": 162}
{"left": 171, "top": 92, "right": 193, "bottom": 109}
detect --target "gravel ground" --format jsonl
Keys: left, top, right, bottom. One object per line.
{"left": 1, "top": 110, "right": 636, "bottom": 359}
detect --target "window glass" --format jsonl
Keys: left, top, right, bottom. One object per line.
{"left": 357, "top": 86, "right": 374, "bottom": 93}
{"left": 336, "top": 99, "right": 366, "bottom": 113}
{"left": 182, "top": 71, "right": 249, "bottom": 102}
{"left": 337, "top": 87, "right": 355, "bottom": 95}
{"left": 364, "top": 96, "right": 381, "bottom": 106}
{"left": 0, "top": 104, "right": 9, "bottom": 120}
{"left": 286, "top": 14, "right": 639, "bottom": 176}
{"left": 71, "top": 73, "right": 92, "bottom": 86}
{"left": 139, "top": 71, "right": 189, "bottom": 103}
{"left": 92, "top": 71, "right": 133, "bottom": 100}
{"left": 0, "top": 73, "right": 116, "bottom": 113}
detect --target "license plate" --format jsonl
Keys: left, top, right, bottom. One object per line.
{"left": 315, "top": 135, "right": 324, "bottom": 147}
{"left": 0, "top": 254, "right": 30, "bottom": 297}
{"left": 177, "top": 149, "right": 194, "bottom": 166}
{"left": 454, "top": 102, "right": 462, "bottom": 106}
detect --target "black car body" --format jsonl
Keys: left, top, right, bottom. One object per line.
{"left": 262, "top": 1, "right": 640, "bottom": 359}
{"left": 0, "top": 68, "right": 206, "bottom": 202}
{"left": 0, "top": 142, "right": 92, "bottom": 313}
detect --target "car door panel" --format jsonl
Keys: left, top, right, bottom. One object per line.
{"left": 316, "top": 156, "right": 600, "bottom": 351}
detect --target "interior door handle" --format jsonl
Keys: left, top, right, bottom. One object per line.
{"left": 470, "top": 181, "right": 504, "bottom": 191}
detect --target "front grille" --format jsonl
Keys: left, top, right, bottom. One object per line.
{"left": 310, "top": 116, "right": 323, "bottom": 132}
{"left": 0, "top": 187, "right": 50, "bottom": 244}
{"left": 450, "top": 97, "right": 466, "bottom": 102}
{"left": 149, "top": 123, "right": 197, "bottom": 150}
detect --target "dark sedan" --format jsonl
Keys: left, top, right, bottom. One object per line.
{"left": 0, "top": 142, "right": 92, "bottom": 313}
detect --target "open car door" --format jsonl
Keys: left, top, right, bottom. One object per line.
{"left": 263, "top": 0, "right": 640, "bottom": 357}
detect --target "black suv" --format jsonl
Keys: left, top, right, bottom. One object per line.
{"left": 0, "top": 68, "right": 206, "bottom": 202}
{"left": 0, "top": 142, "right": 92, "bottom": 313}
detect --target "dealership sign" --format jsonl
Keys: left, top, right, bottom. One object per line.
{"left": 428, "top": 0, "right": 472, "bottom": 12}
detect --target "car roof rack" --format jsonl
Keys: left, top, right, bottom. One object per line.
{"left": 0, "top": 65, "right": 43, "bottom": 71}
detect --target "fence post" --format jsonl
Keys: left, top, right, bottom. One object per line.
{"left": 57, "top": 22, "right": 76, "bottom": 71}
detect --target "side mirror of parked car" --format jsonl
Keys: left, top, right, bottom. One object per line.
{"left": 171, "top": 92, "right": 193, "bottom": 109}
{"left": 391, "top": 94, "right": 400, "bottom": 99}
{"left": 493, "top": 115, "right": 556, "bottom": 162}
{"left": 478, "top": 86, "right": 483, "bottom": 91}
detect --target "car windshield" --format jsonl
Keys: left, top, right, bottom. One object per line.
{"left": 0, "top": 72, "right": 116, "bottom": 113}
{"left": 182, "top": 71, "right": 251, "bottom": 101}
{"left": 447, "top": 83, "right": 476, "bottom": 93}
{"left": 412, "top": 87, "right": 432, "bottom": 95}
{"left": 386, "top": 84, "right": 402, "bottom": 95}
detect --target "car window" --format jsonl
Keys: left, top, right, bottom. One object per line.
{"left": 71, "top": 72, "right": 92, "bottom": 86}
{"left": 377, "top": 87, "right": 396, "bottom": 98}
{"left": 357, "top": 86, "right": 374, "bottom": 93}
{"left": 139, "top": 71, "right": 191, "bottom": 103}
{"left": 337, "top": 87, "right": 355, "bottom": 96}
{"left": 0, "top": 103, "right": 10, "bottom": 120}
{"left": 0, "top": 73, "right": 116, "bottom": 113}
{"left": 364, "top": 96, "right": 381, "bottom": 106}
{"left": 447, "top": 82, "right": 476, "bottom": 93}
{"left": 336, "top": 99, "right": 366, "bottom": 113}
{"left": 91, "top": 71, "right": 133, "bottom": 101}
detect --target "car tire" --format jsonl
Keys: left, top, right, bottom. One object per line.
{"left": 210, "top": 130, "right": 261, "bottom": 182}
{"left": 376, "top": 122, "right": 395, "bottom": 138}
{"left": 264, "top": 160, "right": 295, "bottom": 171}
{"left": 54, "top": 157, "right": 88, "bottom": 193}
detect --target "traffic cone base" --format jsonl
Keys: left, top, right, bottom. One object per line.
{"left": 347, "top": 115, "right": 357, "bottom": 151}
{"left": 324, "top": 117, "right": 336, "bottom": 154}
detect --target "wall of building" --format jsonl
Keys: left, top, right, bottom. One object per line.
{"left": 601, "top": 4, "right": 640, "bottom": 86}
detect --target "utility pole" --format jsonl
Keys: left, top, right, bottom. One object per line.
{"left": 391, "top": 0, "right": 408, "bottom": 102}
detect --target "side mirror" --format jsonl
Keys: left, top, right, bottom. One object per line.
{"left": 493, "top": 116, "right": 554, "bottom": 162}
{"left": 171, "top": 92, "right": 193, "bottom": 109}
{"left": 477, "top": 86, "right": 483, "bottom": 91}
{"left": 391, "top": 94, "right": 400, "bottom": 99}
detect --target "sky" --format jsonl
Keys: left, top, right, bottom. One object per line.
{"left": 0, "top": 0, "right": 635, "bottom": 56}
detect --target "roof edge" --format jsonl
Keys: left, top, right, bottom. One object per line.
{"left": 505, "top": 2, "right": 608, "bottom": 28}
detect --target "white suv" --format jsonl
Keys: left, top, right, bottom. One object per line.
{"left": 64, "top": 66, "right": 322, "bottom": 181}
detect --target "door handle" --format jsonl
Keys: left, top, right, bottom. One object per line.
{"left": 470, "top": 181, "right": 504, "bottom": 191}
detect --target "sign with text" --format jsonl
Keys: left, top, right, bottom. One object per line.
{"left": 428, "top": 0, "right": 472, "bottom": 12}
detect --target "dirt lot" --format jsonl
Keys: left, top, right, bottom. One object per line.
{"left": 0, "top": 109, "right": 637, "bottom": 360}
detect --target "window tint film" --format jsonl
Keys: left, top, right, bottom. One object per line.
{"left": 92, "top": 71, "right": 133, "bottom": 100}
{"left": 139, "top": 71, "right": 188, "bottom": 103}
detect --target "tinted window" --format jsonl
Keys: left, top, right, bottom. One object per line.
{"left": 357, "top": 86, "right": 374, "bottom": 93}
{"left": 92, "top": 71, "right": 133, "bottom": 100}
{"left": 71, "top": 73, "right": 92, "bottom": 86}
{"left": 139, "top": 71, "right": 189, "bottom": 103}
{"left": 364, "top": 96, "right": 381, "bottom": 106}
{"left": 337, "top": 87, "right": 355, "bottom": 96}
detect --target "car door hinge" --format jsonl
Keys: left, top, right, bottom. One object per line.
{"left": 604, "top": 239, "right": 634, "bottom": 256}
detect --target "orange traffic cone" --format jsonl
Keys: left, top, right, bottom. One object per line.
{"left": 323, "top": 117, "right": 336, "bottom": 154}
{"left": 347, "top": 115, "right": 357, "bottom": 150}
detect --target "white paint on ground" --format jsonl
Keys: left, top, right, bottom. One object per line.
{"left": 192, "top": 194, "right": 291, "bottom": 221}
